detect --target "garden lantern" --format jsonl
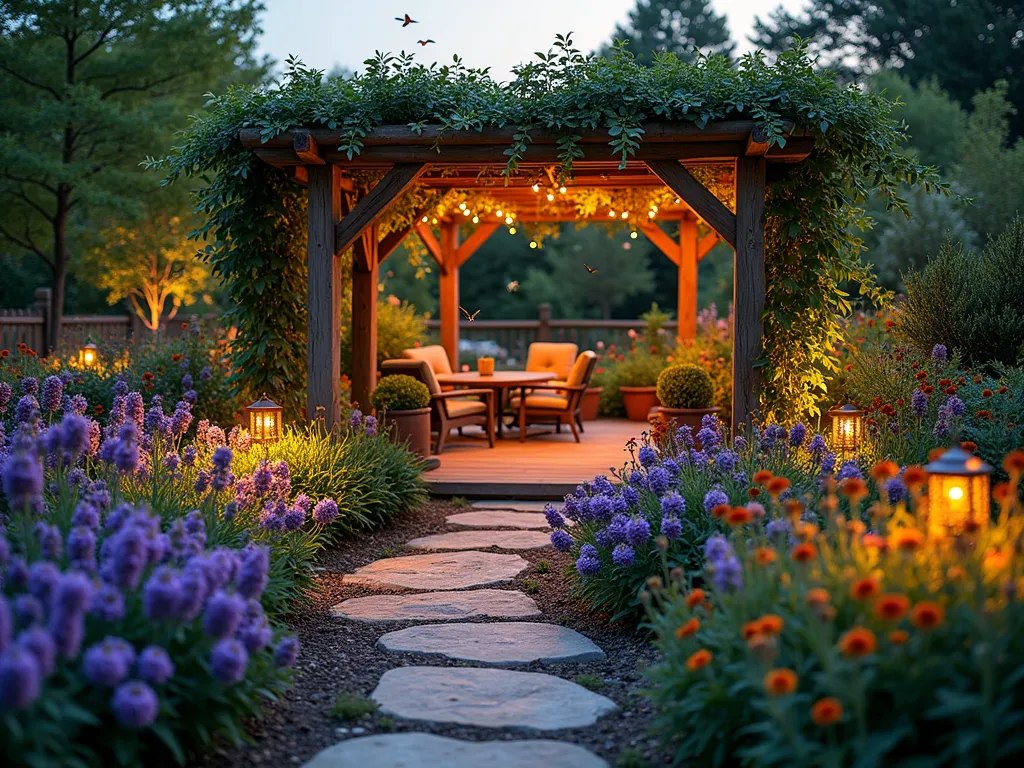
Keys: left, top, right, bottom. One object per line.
{"left": 828, "top": 402, "right": 865, "bottom": 457}
{"left": 246, "top": 394, "right": 283, "bottom": 443}
{"left": 78, "top": 341, "right": 99, "bottom": 368}
{"left": 924, "top": 446, "right": 992, "bottom": 536}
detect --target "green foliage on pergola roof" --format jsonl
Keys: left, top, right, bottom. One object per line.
{"left": 158, "top": 36, "right": 947, "bottom": 420}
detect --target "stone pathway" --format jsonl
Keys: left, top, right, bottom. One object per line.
{"left": 308, "top": 500, "right": 614, "bottom": 767}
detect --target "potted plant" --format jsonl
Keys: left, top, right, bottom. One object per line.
{"left": 370, "top": 374, "right": 432, "bottom": 457}
{"left": 655, "top": 363, "right": 721, "bottom": 445}
{"left": 616, "top": 351, "right": 667, "bottom": 421}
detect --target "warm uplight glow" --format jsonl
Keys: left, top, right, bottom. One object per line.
{"left": 431, "top": 217, "right": 438, "bottom": 224}
{"left": 78, "top": 341, "right": 99, "bottom": 368}
{"left": 648, "top": 210, "right": 656, "bottom": 218}
{"left": 828, "top": 402, "right": 865, "bottom": 457}
{"left": 925, "top": 447, "right": 992, "bottom": 536}
{"left": 245, "top": 394, "right": 283, "bottom": 444}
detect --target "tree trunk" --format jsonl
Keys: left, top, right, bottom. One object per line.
{"left": 49, "top": 183, "right": 70, "bottom": 353}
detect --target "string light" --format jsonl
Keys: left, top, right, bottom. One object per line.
{"left": 559, "top": 185, "right": 567, "bottom": 194}
{"left": 462, "top": 209, "right": 471, "bottom": 216}
{"left": 546, "top": 192, "right": 555, "bottom": 201}
{"left": 608, "top": 210, "right": 616, "bottom": 218}
{"left": 647, "top": 210, "right": 656, "bottom": 218}
{"left": 458, "top": 202, "right": 467, "bottom": 210}
{"left": 621, "top": 211, "right": 629, "bottom": 219}
{"left": 529, "top": 241, "right": 538, "bottom": 249}
{"left": 531, "top": 183, "right": 540, "bottom": 192}
{"left": 674, "top": 197, "right": 681, "bottom": 204}
{"left": 508, "top": 226, "right": 517, "bottom": 235}
{"left": 504, "top": 215, "right": 513, "bottom": 225}
{"left": 630, "top": 230, "right": 638, "bottom": 239}
{"left": 472, "top": 215, "right": 479, "bottom": 223}
{"left": 431, "top": 217, "right": 438, "bottom": 224}
{"left": 496, "top": 209, "right": 503, "bottom": 217}
{"left": 421, "top": 215, "right": 429, "bottom": 223}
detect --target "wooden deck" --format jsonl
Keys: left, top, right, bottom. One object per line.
{"left": 425, "top": 418, "right": 643, "bottom": 499}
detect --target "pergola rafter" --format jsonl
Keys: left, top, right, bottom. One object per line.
{"left": 240, "top": 121, "right": 816, "bottom": 429}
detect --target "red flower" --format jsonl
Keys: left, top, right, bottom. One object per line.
{"left": 982, "top": 389, "right": 993, "bottom": 398}
{"left": 141, "top": 372, "right": 154, "bottom": 382}
{"left": 880, "top": 404, "right": 895, "bottom": 416}
{"left": 998, "top": 386, "right": 1009, "bottom": 394}
{"left": 976, "top": 410, "right": 993, "bottom": 420}
{"left": 945, "top": 386, "right": 958, "bottom": 395}
{"left": 94, "top": 404, "right": 105, "bottom": 415}
{"left": 915, "top": 371, "right": 928, "bottom": 380}
{"left": 0, "top": 349, "right": 8, "bottom": 358}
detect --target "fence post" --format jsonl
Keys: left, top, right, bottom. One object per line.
{"left": 33, "top": 288, "right": 51, "bottom": 354}
{"left": 537, "top": 302, "right": 552, "bottom": 342}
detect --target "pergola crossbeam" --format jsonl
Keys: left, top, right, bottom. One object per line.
{"left": 698, "top": 232, "right": 719, "bottom": 260}
{"left": 415, "top": 223, "right": 445, "bottom": 274}
{"left": 455, "top": 222, "right": 499, "bottom": 268}
{"left": 334, "top": 163, "right": 428, "bottom": 254}
{"left": 646, "top": 160, "right": 737, "bottom": 248}
{"left": 638, "top": 222, "right": 680, "bottom": 266}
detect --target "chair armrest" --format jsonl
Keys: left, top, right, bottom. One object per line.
{"left": 520, "top": 383, "right": 588, "bottom": 392}
{"left": 434, "top": 389, "right": 493, "bottom": 403}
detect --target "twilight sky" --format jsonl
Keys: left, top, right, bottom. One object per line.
{"left": 256, "top": 0, "right": 805, "bottom": 79}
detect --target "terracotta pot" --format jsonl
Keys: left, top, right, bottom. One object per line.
{"left": 654, "top": 406, "right": 723, "bottom": 449}
{"left": 620, "top": 386, "right": 660, "bottom": 421}
{"left": 380, "top": 407, "right": 431, "bottom": 457}
{"left": 580, "top": 387, "right": 603, "bottom": 421}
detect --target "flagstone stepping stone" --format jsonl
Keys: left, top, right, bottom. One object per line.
{"left": 471, "top": 500, "right": 553, "bottom": 513}
{"left": 332, "top": 590, "right": 541, "bottom": 622}
{"left": 405, "top": 529, "right": 551, "bottom": 551}
{"left": 302, "top": 732, "right": 608, "bottom": 768}
{"left": 446, "top": 510, "right": 554, "bottom": 529}
{"left": 377, "top": 621, "right": 605, "bottom": 665}
{"left": 372, "top": 666, "right": 617, "bottom": 730}
{"left": 342, "top": 551, "right": 528, "bottom": 591}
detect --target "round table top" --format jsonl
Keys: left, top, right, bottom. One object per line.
{"left": 436, "top": 370, "right": 557, "bottom": 387}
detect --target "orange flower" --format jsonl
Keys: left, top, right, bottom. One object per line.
{"left": 903, "top": 466, "right": 927, "bottom": 490}
{"left": 890, "top": 528, "right": 924, "bottom": 552}
{"left": 982, "top": 389, "right": 994, "bottom": 398}
{"left": 791, "top": 542, "right": 818, "bottom": 563}
{"left": 758, "top": 614, "right": 784, "bottom": 636}
{"left": 888, "top": 630, "right": 910, "bottom": 645}
{"left": 753, "top": 470, "right": 774, "bottom": 485}
{"left": 0, "top": 349, "right": 7, "bottom": 358}
{"left": 763, "top": 668, "right": 799, "bottom": 696}
{"left": 976, "top": 410, "right": 993, "bottom": 420}
{"left": 170, "top": 353, "right": 183, "bottom": 363}
{"left": 998, "top": 386, "right": 1009, "bottom": 395}
{"left": 748, "top": 487, "right": 762, "bottom": 498}
{"left": 870, "top": 460, "right": 900, "bottom": 482}
{"left": 805, "top": 588, "right": 830, "bottom": 606}
{"left": 685, "top": 589, "right": 706, "bottom": 609}
{"left": 711, "top": 503, "right": 731, "bottom": 520}
{"left": 811, "top": 697, "right": 844, "bottom": 727}
{"left": 783, "top": 498, "right": 804, "bottom": 518}
{"left": 928, "top": 447, "right": 945, "bottom": 462}
{"left": 726, "top": 506, "right": 753, "bottom": 527}
{"left": 945, "top": 386, "right": 958, "bottom": 396}
{"left": 796, "top": 522, "right": 818, "bottom": 540}
{"left": 874, "top": 593, "right": 910, "bottom": 621}
{"left": 915, "top": 370, "right": 928, "bottom": 380}
{"left": 741, "top": 621, "right": 761, "bottom": 640}
{"left": 920, "top": 384, "right": 935, "bottom": 394}
{"left": 675, "top": 618, "right": 700, "bottom": 639}
{"left": 766, "top": 477, "right": 791, "bottom": 498}
{"left": 1004, "top": 450, "right": 1024, "bottom": 474}
{"left": 849, "top": 577, "right": 880, "bottom": 601}
{"left": 838, "top": 627, "right": 877, "bottom": 657}
{"left": 686, "top": 649, "right": 713, "bottom": 671}
{"left": 754, "top": 547, "right": 777, "bottom": 566}
{"left": 839, "top": 477, "right": 868, "bottom": 502}
{"left": 94, "top": 404, "right": 105, "bottom": 415}
{"left": 141, "top": 371, "right": 154, "bottom": 382}
{"left": 910, "top": 602, "right": 945, "bottom": 631}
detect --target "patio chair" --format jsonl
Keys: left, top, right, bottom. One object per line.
{"left": 525, "top": 342, "right": 578, "bottom": 384}
{"left": 380, "top": 359, "right": 494, "bottom": 455}
{"left": 510, "top": 351, "right": 597, "bottom": 443}
{"left": 402, "top": 344, "right": 453, "bottom": 376}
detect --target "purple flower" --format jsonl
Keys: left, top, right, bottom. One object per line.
{"left": 113, "top": 378, "right": 128, "bottom": 397}
{"left": 203, "top": 590, "right": 245, "bottom": 639}
{"left": 170, "top": 401, "right": 192, "bottom": 437}
{"left": 703, "top": 488, "right": 728, "bottom": 515}
{"left": 282, "top": 507, "right": 305, "bottom": 531}
{"left": 20, "top": 377, "right": 38, "bottom": 396}
{"left": 34, "top": 523, "right": 62, "bottom": 561}
{"left": 626, "top": 516, "right": 651, "bottom": 547}
{"left": 622, "top": 486, "right": 640, "bottom": 507}
{"left": 181, "top": 373, "right": 194, "bottom": 390}
{"left": 59, "top": 413, "right": 91, "bottom": 458}
{"left": 711, "top": 555, "right": 743, "bottom": 592}
{"left": 821, "top": 452, "right": 836, "bottom": 475}
{"left": 550, "top": 529, "right": 573, "bottom": 551}
{"left": 28, "top": 562, "right": 60, "bottom": 607}
{"left": 947, "top": 396, "right": 965, "bottom": 417}
{"left": 6, "top": 558, "right": 28, "bottom": 590}
{"left": 714, "top": 450, "right": 739, "bottom": 473}
{"left": 638, "top": 445, "right": 657, "bottom": 467}
{"left": 575, "top": 553, "right": 601, "bottom": 576}
{"left": 142, "top": 567, "right": 181, "bottom": 621}
{"left": 587, "top": 494, "right": 613, "bottom": 522}
{"left": 14, "top": 595, "right": 44, "bottom": 627}
{"left": 647, "top": 467, "right": 670, "bottom": 495}
{"left": 2, "top": 450, "right": 43, "bottom": 511}
{"left": 14, "top": 394, "right": 39, "bottom": 424}
{"left": 177, "top": 562, "right": 207, "bottom": 622}
{"left": 239, "top": 620, "right": 272, "bottom": 655}
{"left": 48, "top": 609, "right": 85, "bottom": 660}
{"left": 807, "top": 434, "right": 827, "bottom": 455}
{"left": 765, "top": 518, "right": 792, "bottom": 542}
{"left": 113, "top": 423, "right": 139, "bottom": 473}
{"left": 931, "top": 344, "right": 947, "bottom": 362}
{"left": 837, "top": 461, "right": 863, "bottom": 481}
{"left": 733, "top": 435, "right": 748, "bottom": 452}
{"left": 0, "top": 598, "right": 9, "bottom": 653}
{"left": 211, "top": 446, "right": 232, "bottom": 473}
{"left": 236, "top": 547, "right": 269, "bottom": 600}
{"left": 659, "top": 492, "right": 684, "bottom": 519}
{"left": 111, "top": 680, "right": 159, "bottom": 728}
{"left": 137, "top": 646, "right": 174, "bottom": 685}
{"left": 312, "top": 498, "right": 339, "bottom": 525}
{"left": 67, "top": 394, "right": 88, "bottom": 417}
{"left": 210, "top": 639, "right": 248, "bottom": 684}
{"left": 704, "top": 534, "right": 731, "bottom": 563}
{"left": 661, "top": 516, "right": 682, "bottom": 540}
{"left": 40, "top": 375, "right": 63, "bottom": 413}
{"left": 886, "top": 477, "right": 907, "bottom": 504}
{"left": 789, "top": 423, "right": 807, "bottom": 448}
{"left": 544, "top": 505, "right": 565, "bottom": 529}
{"left": 911, "top": 389, "right": 928, "bottom": 417}
{"left": 0, "top": 646, "right": 42, "bottom": 710}
{"left": 611, "top": 543, "right": 635, "bottom": 567}
{"left": 348, "top": 410, "right": 362, "bottom": 429}
{"left": 199, "top": 366, "right": 212, "bottom": 382}
{"left": 363, "top": 415, "right": 377, "bottom": 436}
{"left": 16, "top": 626, "right": 55, "bottom": 677}
{"left": 90, "top": 585, "right": 125, "bottom": 622}
{"left": 0, "top": 382, "right": 11, "bottom": 410}
{"left": 273, "top": 636, "right": 300, "bottom": 668}
{"left": 182, "top": 445, "right": 196, "bottom": 467}
{"left": 82, "top": 637, "right": 133, "bottom": 687}
{"left": 107, "top": 524, "right": 147, "bottom": 591}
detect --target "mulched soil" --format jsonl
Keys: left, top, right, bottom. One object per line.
{"left": 198, "top": 499, "right": 671, "bottom": 767}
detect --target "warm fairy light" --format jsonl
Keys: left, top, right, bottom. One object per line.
{"left": 828, "top": 402, "right": 865, "bottom": 458}
{"left": 608, "top": 210, "right": 616, "bottom": 218}
{"left": 504, "top": 216, "right": 513, "bottom": 225}
{"left": 621, "top": 211, "right": 628, "bottom": 219}
{"left": 674, "top": 197, "right": 681, "bottom": 204}
{"left": 462, "top": 209, "right": 471, "bottom": 216}
{"left": 496, "top": 209, "right": 503, "bottom": 217}
{"left": 546, "top": 192, "right": 555, "bottom": 201}
{"left": 648, "top": 210, "right": 656, "bottom": 218}
{"left": 925, "top": 447, "right": 992, "bottom": 536}
{"left": 529, "top": 241, "right": 538, "bottom": 249}
{"left": 559, "top": 185, "right": 567, "bottom": 194}
{"left": 431, "top": 217, "right": 438, "bottom": 224}
{"left": 458, "top": 202, "right": 467, "bottom": 210}
{"left": 508, "top": 226, "right": 517, "bottom": 235}
{"left": 630, "top": 231, "right": 638, "bottom": 239}
{"left": 472, "top": 215, "right": 479, "bottom": 223}
{"left": 246, "top": 394, "right": 283, "bottom": 444}
{"left": 532, "top": 183, "right": 540, "bottom": 192}
{"left": 421, "top": 215, "right": 429, "bottom": 223}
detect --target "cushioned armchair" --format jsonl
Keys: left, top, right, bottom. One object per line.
{"left": 380, "top": 359, "right": 494, "bottom": 454}
{"left": 525, "top": 342, "right": 578, "bottom": 384}
{"left": 510, "top": 351, "right": 597, "bottom": 443}
{"left": 402, "top": 344, "right": 453, "bottom": 376}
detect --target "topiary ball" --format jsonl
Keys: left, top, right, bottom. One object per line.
{"left": 656, "top": 364, "right": 715, "bottom": 409}
{"left": 370, "top": 375, "right": 431, "bottom": 412}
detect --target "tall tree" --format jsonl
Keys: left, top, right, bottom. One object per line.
{"left": 0, "top": 1, "right": 266, "bottom": 350}
{"left": 751, "top": 0, "right": 1024, "bottom": 137}
{"left": 602, "top": 0, "right": 735, "bottom": 65}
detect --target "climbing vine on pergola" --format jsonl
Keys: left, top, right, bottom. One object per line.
{"left": 160, "top": 37, "right": 945, "bottom": 425}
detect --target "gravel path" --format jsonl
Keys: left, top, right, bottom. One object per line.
{"left": 198, "top": 499, "right": 667, "bottom": 767}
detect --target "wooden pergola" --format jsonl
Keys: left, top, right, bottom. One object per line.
{"left": 240, "top": 122, "right": 815, "bottom": 430}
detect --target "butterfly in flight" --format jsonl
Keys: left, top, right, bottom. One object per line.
{"left": 417, "top": 39, "right": 435, "bottom": 46}
{"left": 506, "top": 280, "right": 519, "bottom": 293}
{"left": 394, "top": 14, "right": 417, "bottom": 26}
{"left": 459, "top": 306, "right": 481, "bottom": 322}
{"left": 584, "top": 263, "right": 598, "bottom": 274}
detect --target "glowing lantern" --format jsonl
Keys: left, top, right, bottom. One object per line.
{"left": 246, "top": 394, "right": 283, "bottom": 443}
{"left": 924, "top": 446, "right": 992, "bottom": 535}
{"left": 828, "top": 402, "right": 865, "bottom": 457}
{"left": 78, "top": 341, "right": 99, "bottom": 368}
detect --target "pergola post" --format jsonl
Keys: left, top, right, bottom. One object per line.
{"left": 306, "top": 164, "right": 343, "bottom": 427}
{"left": 439, "top": 219, "right": 460, "bottom": 370}
{"left": 351, "top": 227, "right": 379, "bottom": 412}
{"left": 678, "top": 215, "right": 698, "bottom": 340}
{"left": 733, "top": 157, "right": 767, "bottom": 430}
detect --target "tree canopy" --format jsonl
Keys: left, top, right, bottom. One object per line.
{"left": 601, "top": 0, "right": 734, "bottom": 64}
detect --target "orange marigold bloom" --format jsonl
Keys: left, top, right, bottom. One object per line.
{"left": 944, "top": 386, "right": 958, "bottom": 396}
{"left": 791, "top": 542, "right": 818, "bottom": 563}
{"left": 1004, "top": 450, "right": 1024, "bottom": 474}
{"left": 752, "top": 470, "right": 774, "bottom": 485}
{"left": 839, "top": 477, "right": 868, "bottom": 501}
{"left": 915, "top": 370, "right": 928, "bottom": 380}
{"left": 141, "top": 372, "right": 154, "bottom": 381}
{"left": 170, "top": 353, "right": 183, "bottom": 363}
{"left": 726, "top": 506, "right": 753, "bottom": 527}
{"left": 880, "top": 403, "right": 896, "bottom": 416}
{"left": 805, "top": 588, "right": 831, "bottom": 606}
{"left": 754, "top": 547, "right": 777, "bottom": 566}
{"left": 763, "top": 668, "right": 799, "bottom": 696}
{"left": 759, "top": 614, "right": 784, "bottom": 636}
{"left": 982, "top": 389, "right": 994, "bottom": 398}
{"left": 910, "top": 602, "right": 945, "bottom": 631}
{"left": 686, "top": 649, "right": 713, "bottom": 671}
{"left": 998, "top": 386, "right": 1009, "bottom": 395}
{"left": 741, "top": 621, "right": 761, "bottom": 640}
{"left": 993, "top": 482, "right": 1010, "bottom": 503}
{"left": 685, "top": 589, "right": 706, "bottom": 609}
{"left": 870, "top": 460, "right": 900, "bottom": 482}
{"left": 675, "top": 618, "right": 700, "bottom": 639}
{"left": 875, "top": 593, "right": 911, "bottom": 621}
{"left": 960, "top": 441, "right": 978, "bottom": 453}
{"left": 973, "top": 375, "right": 982, "bottom": 384}
{"left": 796, "top": 522, "right": 818, "bottom": 540}
{"left": 888, "top": 630, "right": 910, "bottom": 645}
{"left": 890, "top": 528, "right": 925, "bottom": 552}
{"left": 928, "top": 447, "right": 945, "bottom": 462}
{"left": 903, "top": 466, "right": 927, "bottom": 489}
{"left": 783, "top": 498, "right": 804, "bottom": 518}
{"left": 862, "top": 533, "right": 887, "bottom": 550}
{"left": 976, "top": 410, "right": 993, "bottom": 420}
{"left": 938, "top": 378, "right": 952, "bottom": 387}
{"left": 811, "top": 697, "right": 844, "bottom": 727}
{"left": 838, "top": 627, "right": 878, "bottom": 657}
{"left": 711, "top": 503, "right": 731, "bottom": 520}
{"left": 766, "top": 477, "right": 791, "bottom": 498}
{"left": 850, "top": 577, "right": 881, "bottom": 601}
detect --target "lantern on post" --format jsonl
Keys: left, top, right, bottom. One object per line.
{"left": 245, "top": 394, "right": 283, "bottom": 443}
{"left": 828, "top": 402, "right": 865, "bottom": 458}
{"left": 78, "top": 341, "right": 99, "bottom": 368}
{"left": 924, "top": 446, "right": 992, "bottom": 536}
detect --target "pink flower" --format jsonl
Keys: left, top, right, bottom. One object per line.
{"left": 461, "top": 364, "right": 470, "bottom": 372}
{"left": 627, "top": 329, "right": 638, "bottom": 340}
{"left": 387, "top": 295, "right": 400, "bottom": 306}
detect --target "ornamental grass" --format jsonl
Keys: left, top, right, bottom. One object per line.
{"left": 643, "top": 452, "right": 1024, "bottom": 767}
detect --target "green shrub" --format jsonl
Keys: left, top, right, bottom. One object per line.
{"left": 895, "top": 217, "right": 1024, "bottom": 366}
{"left": 657, "top": 364, "right": 715, "bottom": 409}
{"left": 370, "top": 374, "right": 430, "bottom": 412}
{"left": 329, "top": 694, "right": 379, "bottom": 721}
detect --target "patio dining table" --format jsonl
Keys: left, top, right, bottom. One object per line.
{"left": 435, "top": 370, "right": 556, "bottom": 438}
